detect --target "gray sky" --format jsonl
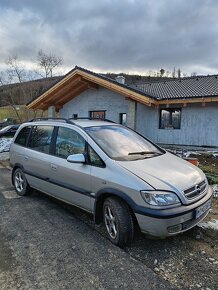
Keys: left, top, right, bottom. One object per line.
{"left": 0, "top": 0, "right": 218, "bottom": 76}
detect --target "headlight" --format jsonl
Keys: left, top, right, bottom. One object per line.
{"left": 141, "top": 190, "right": 180, "bottom": 206}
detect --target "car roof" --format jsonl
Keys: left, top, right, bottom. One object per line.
{"left": 24, "top": 118, "right": 119, "bottom": 129}
{"left": 72, "top": 119, "right": 117, "bottom": 128}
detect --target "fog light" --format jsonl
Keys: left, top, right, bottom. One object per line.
{"left": 167, "top": 224, "right": 182, "bottom": 233}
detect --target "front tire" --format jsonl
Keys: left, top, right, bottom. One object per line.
{"left": 103, "top": 197, "right": 134, "bottom": 247}
{"left": 13, "top": 168, "right": 31, "bottom": 196}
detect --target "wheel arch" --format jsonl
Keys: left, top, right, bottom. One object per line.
{"left": 94, "top": 188, "right": 137, "bottom": 225}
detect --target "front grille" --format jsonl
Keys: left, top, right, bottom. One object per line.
{"left": 184, "top": 180, "right": 207, "bottom": 199}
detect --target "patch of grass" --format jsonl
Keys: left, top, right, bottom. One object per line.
{"left": 205, "top": 174, "right": 218, "bottom": 185}
{"left": 199, "top": 164, "right": 218, "bottom": 175}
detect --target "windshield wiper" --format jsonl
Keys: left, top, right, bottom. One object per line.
{"left": 128, "top": 151, "right": 162, "bottom": 156}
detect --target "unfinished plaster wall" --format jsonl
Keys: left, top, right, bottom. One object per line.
{"left": 136, "top": 103, "right": 218, "bottom": 147}
{"left": 60, "top": 86, "right": 218, "bottom": 146}
{"left": 60, "top": 87, "right": 129, "bottom": 123}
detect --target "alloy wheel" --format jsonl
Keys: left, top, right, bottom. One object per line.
{"left": 15, "top": 171, "right": 24, "bottom": 193}
{"left": 104, "top": 205, "right": 117, "bottom": 239}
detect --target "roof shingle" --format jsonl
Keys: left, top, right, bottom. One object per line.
{"left": 133, "top": 75, "right": 218, "bottom": 100}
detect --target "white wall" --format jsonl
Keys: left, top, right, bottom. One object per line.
{"left": 136, "top": 103, "right": 218, "bottom": 146}
{"left": 60, "top": 87, "right": 128, "bottom": 123}
{"left": 60, "top": 86, "right": 218, "bottom": 146}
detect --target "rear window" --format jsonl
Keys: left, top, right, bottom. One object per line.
{"left": 14, "top": 126, "right": 31, "bottom": 146}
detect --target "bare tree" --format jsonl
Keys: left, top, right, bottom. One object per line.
{"left": 0, "top": 81, "right": 23, "bottom": 123}
{"left": 0, "top": 55, "right": 45, "bottom": 122}
{"left": 177, "top": 68, "right": 181, "bottom": 79}
{"left": 37, "top": 49, "right": 63, "bottom": 78}
{"left": 160, "top": 68, "right": 165, "bottom": 77}
{"left": 6, "top": 55, "right": 27, "bottom": 83}
{"left": 172, "top": 67, "right": 176, "bottom": 78}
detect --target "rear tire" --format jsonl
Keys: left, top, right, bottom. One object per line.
{"left": 103, "top": 197, "right": 134, "bottom": 247}
{"left": 13, "top": 168, "right": 31, "bottom": 196}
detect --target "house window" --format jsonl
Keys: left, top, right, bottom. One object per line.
{"left": 159, "top": 108, "right": 181, "bottom": 129}
{"left": 90, "top": 111, "right": 106, "bottom": 119}
{"left": 120, "top": 113, "right": 127, "bottom": 126}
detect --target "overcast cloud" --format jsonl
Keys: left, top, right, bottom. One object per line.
{"left": 0, "top": 0, "right": 218, "bottom": 75}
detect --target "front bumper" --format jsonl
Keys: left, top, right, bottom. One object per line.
{"left": 135, "top": 186, "right": 213, "bottom": 238}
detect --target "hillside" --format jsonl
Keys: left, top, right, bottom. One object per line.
{"left": 0, "top": 76, "right": 61, "bottom": 107}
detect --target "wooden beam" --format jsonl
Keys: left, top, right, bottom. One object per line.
{"left": 27, "top": 68, "right": 156, "bottom": 109}
{"left": 78, "top": 71, "right": 156, "bottom": 106}
{"left": 158, "top": 97, "right": 218, "bottom": 105}
{"left": 41, "top": 77, "right": 82, "bottom": 105}
{"left": 87, "top": 83, "right": 98, "bottom": 90}
{"left": 27, "top": 72, "right": 81, "bottom": 109}
{"left": 79, "top": 77, "right": 98, "bottom": 90}
{"left": 27, "top": 67, "right": 218, "bottom": 111}
{"left": 55, "top": 83, "right": 88, "bottom": 106}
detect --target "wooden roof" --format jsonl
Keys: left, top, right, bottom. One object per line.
{"left": 27, "top": 66, "right": 218, "bottom": 111}
{"left": 27, "top": 67, "right": 156, "bottom": 111}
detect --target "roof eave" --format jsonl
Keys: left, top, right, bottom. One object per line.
{"left": 158, "top": 96, "right": 218, "bottom": 104}
{"left": 27, "top": 67, "right": 156, "bottom": 110}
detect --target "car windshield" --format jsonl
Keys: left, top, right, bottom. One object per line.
{"left": 85, "top": 125, "right": 164, "bottom": 161}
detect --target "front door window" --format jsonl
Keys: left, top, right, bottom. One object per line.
{"left": 55, "top": 127, "right": 86, "bottom": 159}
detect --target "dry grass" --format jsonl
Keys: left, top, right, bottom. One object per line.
{"left": 0, "top": 106, "right": 47, "bottom": 123}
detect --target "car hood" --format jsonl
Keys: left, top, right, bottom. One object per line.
{"left": 116, "top": 152, "right": 205, "bottom": 193}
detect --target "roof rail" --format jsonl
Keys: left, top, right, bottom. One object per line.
{"left": 29, "top": 118, "right": 76, "bottom": 124}
{"left": 69, "top": 117, "right": 115, "bottom": 123}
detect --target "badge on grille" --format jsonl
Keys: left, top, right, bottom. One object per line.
{"left": 195, "top": 184, "right": 201, "bottom": 194}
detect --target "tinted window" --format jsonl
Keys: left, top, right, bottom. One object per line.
{"left": 14, "top": 126, "right": 31, "bottom": 146}
{"left": 29, "top": 126, "right": 53, "bottom": 154}
{"left": 85, "top": 125, "right": 163, "bottom": 161}
{"left": 88, "top": 146, "right": 104, "bottom": 167}
{"left": 55, "top": 127, "right": 85, "bottom": 159}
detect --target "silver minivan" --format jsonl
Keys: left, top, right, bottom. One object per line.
{"left": 10, "top": 118, "right": 213, "bottom": 246}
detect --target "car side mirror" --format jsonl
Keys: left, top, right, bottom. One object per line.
{"left": 67, "top": 154, "right": 86, "bottom": 164}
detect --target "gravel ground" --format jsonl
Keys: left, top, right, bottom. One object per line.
{"left": 0, "top": 155, "right": 217, "bottom": 290}
{"left": 0, "top": 152, "right": 9, "bottom": 161}
{"left": 0, "top": 166, "right": 174, "bottom": 290}
{"left": 63, "top": 196, "right": 218, "bottom": 290}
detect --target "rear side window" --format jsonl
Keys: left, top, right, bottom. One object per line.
{"left": 14, "top": 126, "right": 31, "bottom": 146}
{"left": 55, "top": 127, "right": 85, "bottom": 159}
{"left": 29, "top": 125, "right": 54, "bottom": 154}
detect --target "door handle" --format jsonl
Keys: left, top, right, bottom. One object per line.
{"left": 24, "top": 156, "right": 29, "bottom": 161}
{"left": 50, "top": 164, "right": 57, "bottom": 170}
